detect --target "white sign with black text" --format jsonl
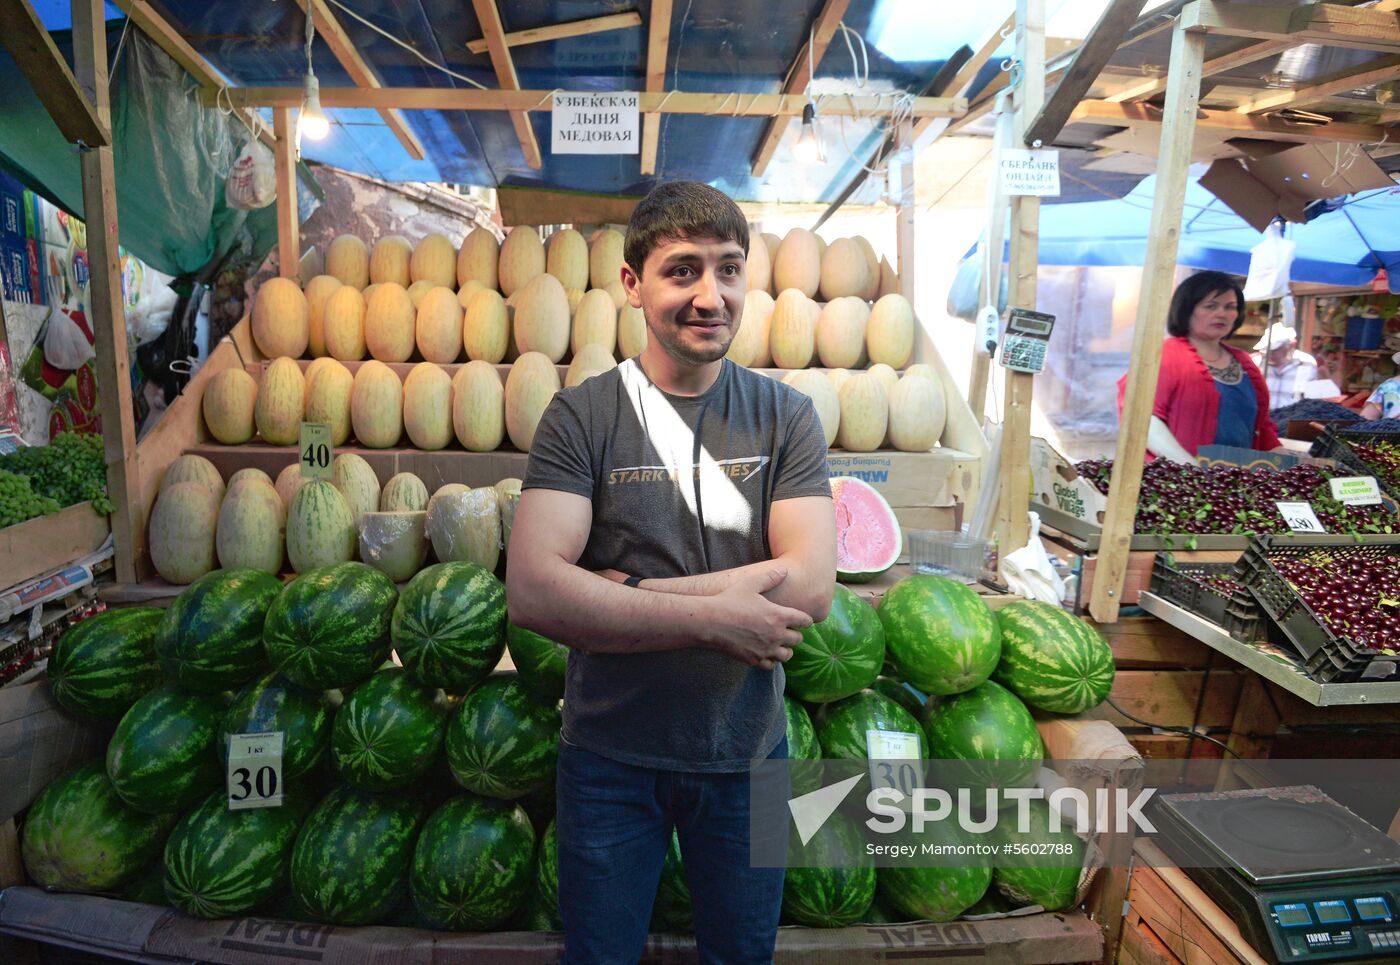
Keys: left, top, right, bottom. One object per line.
{"left": 999, "top": 149, "right": 1061, "bottom": 197}
{"left": 552, "top": 91, "right": 639, "bottom": 154}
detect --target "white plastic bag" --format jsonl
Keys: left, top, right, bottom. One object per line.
{"left": 1243, "top": 221, "right": 1296, "bottom": 302}
{"left": 946, "top": 249, "right": 1008, "bottom": 322}
{"left": 225, "top": 138, "right": 276, "bottom": 210}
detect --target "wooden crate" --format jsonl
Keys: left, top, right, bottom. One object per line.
{"left": 0, "top": 504, "right": 109, "bottom": 593}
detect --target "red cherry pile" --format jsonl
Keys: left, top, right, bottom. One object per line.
{"left": 1273, "top": 551, "right": 1400, "bottom": 656}
{"left": 1191, "top": 573, "right": 1244, "bottom": 599}
{"left": 1346, "top": 440, "right": 1400, "bottom": 491}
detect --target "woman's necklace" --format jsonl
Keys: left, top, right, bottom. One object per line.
{"left": 1201, "top": 346, "right": 1243, "bottom": 385}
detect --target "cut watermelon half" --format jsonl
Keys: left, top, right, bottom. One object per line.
{"left": 831, "top": 476, "right": 901, "bottom": 583}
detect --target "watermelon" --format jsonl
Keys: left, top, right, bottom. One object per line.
{"left": 923, "top": 679, "right": 1043, "bottom": 792}
{"left": 872, "top": 675, "right": 925, "bottom": 719}
{"left": 512, "top": 880, "right": 563, "bottom": 931}
{"left": 220, "top": 673, "right": 332, "bottom": 781}
{"left": 107, "top": 685, "right": 222, "bottom": 814}
{"left": 162, "top": 788, "right": 306, "bottom": 918}
{"left": 990, "top": 798, "right": 1085, "bottom": 911}
{"left": 410, "top": 794, "right": 536, "bottom": 930}
{"left": 332, "top": 667, "right": 448, "bottom": 791}
{"left": 264, "top": 562, "right": 398, "bottom": 691}
{"left": 21, "top": 761, "right": 176, "bottom": 893}
{"left": 120, "top": 859, "right": 170, "bottom": 905}
{"left": 155, "top": 568, "right": 283, "bottom": 693}
{"left": 878, "top": 574, "right": 1001, "bottom": 696}
{"left": 290, "top": 785, "right": 428, "bottom": 925}
{"left": 446, "top": 675, "right": 559, "bottom": 799}
{"left": 46, "top": 607, "right": 164, "bottom": 719}
{"left": 860, "top": 893, "right": 904, "bottom": 924}
{"left": 785, "top": 696, "right": 822, "bottom": 796}
{"left": 782, "top": 811, "right": 875, "bottom": 927}
{"left": 965, "top": 887, "right": 1023, "bottom": 916}
{"left": 831, "top": 476, "right": 901, "bottom": 582}
{"left": 814, "top": 689, "right": 926, "bottom": 762}
{"left": 537, "top": 818, "right": 559, "bottom": 920}
{"left": 519, "top": 777, "right": 557, "bottom": 835}
{"left": 651, "top": 829, "right": 692, "bottom": 933}
{"left": 392, "top": 562, "right": 507, "bottom": 693}
{"left": 786, "top": 585, "right": 884, "bottom": 703}
{"left": 506, "top": 621, "right": 568, "bottom": 701}
{"left": 993, "top": 600, "right": 1115, "bottom": 714}
{"left": 877, "top": 818, "right": 992, "bottom": 922}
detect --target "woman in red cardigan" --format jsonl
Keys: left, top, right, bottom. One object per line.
{"left": 1118, "top": 271, "right": 1281, "bottom": 462}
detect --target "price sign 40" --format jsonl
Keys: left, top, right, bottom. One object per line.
{"left": 299, "top": 423, "right": 333, "bottom": 480}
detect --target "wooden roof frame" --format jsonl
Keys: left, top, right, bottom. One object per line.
{"left": 0, "top": 0, "right": 110, "bottom": 146}
{"left": 750, "top": 0, "right": 851, "bottom": 177}
{"left": 641, "top": 0, "right": 673, "bottom": 176}
{"left": 466, "top": 11, "right": 642, "bottom": 55}
{"left": 469, "top": 0, "right": 543, "bottom": 169}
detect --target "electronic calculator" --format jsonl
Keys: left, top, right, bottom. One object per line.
{"left": 998, "top": 308, "right": 1056, "bottom": 374}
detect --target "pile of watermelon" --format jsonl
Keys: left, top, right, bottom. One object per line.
{"left": 783, "top": 574, "right": 1115, "bottom": 923}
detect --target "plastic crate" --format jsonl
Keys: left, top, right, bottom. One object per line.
{"left": 1234, "top": 537, "right": 1400, "bottom": 683}
{"left": 1148, "top": 554, "right": 1259, "bottom": 640}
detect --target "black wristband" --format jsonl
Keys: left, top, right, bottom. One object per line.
{"left": 623, "top": 575, "right": 644, "bottom": 588}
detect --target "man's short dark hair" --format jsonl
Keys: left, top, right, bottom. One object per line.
{"left": 624, "top": 181, "right": 749, "bottom": 276}
{"left": 1166, "top": 270, "right": 1246, "bottom": 338}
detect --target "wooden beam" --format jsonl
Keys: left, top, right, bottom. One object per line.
{"left": 894, "top": 119, "right": 916, "bottom": 308}
{"left": 640, "top": 0, "right": 673, "bottom": 176}
{"left": 750, "top": 0, "right": 851, "bottom": 177}
{"left": 467, "top": 11, "right": 642, "bottom": 54}
{"left": 220, "top": 87, "right": 967, "bottom": 118}
{"left": 1108, "top": 40, "right": 1290, "bottom": 104}
{"left": 1089, "top": 17, "right": 1207, "bottom": 623}
{"left": 469, "top": 0, "right": 543, "bottom": 169}
{"left": 71, "top": 0, "right": 141, "bottom": 584}
{"left": 1024, "top": 0, "right": 1147, "bottom": 147}
{"left": 0, "top": 0, "right": 110, "bottom": 146}
{"left": 1069, "top": 97, "right": 1390, "bottom": 143}
{"left": 1237, "top": 54, "right": 1400, "bottom": 114}
{"left": 308, "top": 0, "right": 424, "bottom": 160}
{"left": 1183, "top": 1, "right": 1400, "bottom": 55}
{"left": 497, "top": 186, "right": 641, "bottom": 226}
{"left": 912, "top": 13, "right": 1014, "bottom": 144}
{"left": 272, "top": 108, "right": 300, "bottom": 280}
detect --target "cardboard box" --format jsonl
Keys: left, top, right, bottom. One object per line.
{"left": 1200, "top": 141, "right": 1392, "bottom": 232}
{"left": 1030, "top": 437, "right": 1106, "bottom": 526}
{"left": 826, "top": 449, "right": 979, "bottom": 540}
{"left": 0, "top": 504, "right": 110, "bottom": 593}
{"left": 0, "top": 681, "right": 108, "bottom": 822}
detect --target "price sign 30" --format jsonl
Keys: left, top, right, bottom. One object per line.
{"left": 227, "top": 731, "right": 284, "bottom": 810}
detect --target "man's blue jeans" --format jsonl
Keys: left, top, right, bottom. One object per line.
{"left": 555, "top": 735, "right": 788, "bottom": 963}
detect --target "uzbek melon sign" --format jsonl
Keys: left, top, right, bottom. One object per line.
{"left": 552, "top": 91, "right": 639, "bottom": 155}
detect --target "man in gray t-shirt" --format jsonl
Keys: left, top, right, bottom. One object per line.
{"left": 508, "top": 182, "right": 835, "bottom": 963}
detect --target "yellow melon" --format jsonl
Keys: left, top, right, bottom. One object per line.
{"left": 161, "top": 454, "right": 224, "bottom": 503}
{"left": 588, "top": 228, "right": 625, "bottom": 290}
{"left": 769, "top": 289, "right": 816, "bottom": 369}
{"left": 617, "top": 303, "right": 647, "bottom": 359}
{"left": 425, "top": 485, "right": 500, "bottom": 570}
{"left": 362, "top": 283, "right": 382, "bottom": 303}
{"left": 498, "top": 226, "right": 545, "bottom": 297}
{"left": 410, "top": 233, "right": 456, "bottom": 289}
{"left": 571, "top": 289, "right": 617, "bottom": 356}
{"left": 380, "top": 472, "right": 429, "bottom": 512}
{"left": 878, "top": 256, "right": 900, "bottom": 299}
{"left": 402, "top": 362, "right": 453, "bottom": 450}
{"left": 565, "top": 287, "right": 585, "bottom": 317}
{"left": 216, "top": 477, "right": 285, "bottom": 574}
{"left": 867, "top": 293, "right": 915, "bottom": 368}
{"left": 867, "top": 362, "right": 899, "bottom": 393}
{"left": 251, "top": 277, "right": 309, "bottom": 359}
{"left": 274, "top": 463, "right": 306, "bottom": 509}
{"left": 854, "top": 236, "right": 880, "bottom": 301}
{"left": 505, "top": 351, "right": 560, "bottom": 451}
{"left": 815, "top": 296, "right": 870, "bottom": 369}
{"left": 904, "top": 363, "right": 938, "bottom": 384}
{"left": 819, "top": 237, "right": 871, "bottom": 301}
{"left": 603, "top": 280, "right": 627, "bottom": 310}
{"left": 304, "top": 358, "right": 354, "bottom": 445}
{"left": 148, "top": 482, "right": 219, "bottom": 585}
{"left": 369, "top": 235, "right": 412, "bottom": 287}
{"left": 228, "top": 467, "right": 274, "bottom": 489}
{"left": 546, "top": 228, "right": 589, "bottom": 290}
{"left": 827, "top": 368, "right": 853, "bottom": 394}
{"left": 566, "top": 344, "right": 618, "bottom": 387}
{"left": 513, "top": 273, "right": 571, "bottom": 363}
{"left": 331, "top": 453, "right": 382, "bottom": 533}
{"left": 326, "top": 235, "right": 369, "bottom": 289}
{"left": 456, "top": 279, "right": 486, "bottom": 309}
{"left": 836, "top": 373, "right": 889, "bottom": 452}
{"left": 888, "top": 374, "right": 947, "bottom": 452}
{"left": 774, "top": 229, "right": 821, "bottom": 298}
{"left": 815, "top": 234, "right": 827, "bottom": 262}
{"left": 304, "top": 356, "right": 338, "bottom": 404}
{"left": 761, "top": 232, "right": 782, "bottom": 295}
{"left": 452, "top": 360, "right": 505, "bottom": 452}
{"left": 745, "top": 228, "right": 772, "bottom": 293}
{"left": 406, "top": 279, "right": 435, "bottom": 309}
{"left": 415, "top": 286, "right": 463, "bottom": 364}
{"left": 782, "top": 370, "right": 840, "bottom": 447}
{"left": 303, "top": 274, "right": 343, "bottom": 358}
{"left": 358, "top": 510, "right": 428, "bottom": 582}
{"left": 457, "top": 227, "right": 499, "bottom": 291}
{"left": 364, "top": 283, "right": 416, "bottom": 363}
{"left": 253, "top": 357, "right": 305, "bottom": 446}
{"left": 323, "top": 285, "right": 367, "bottom": 361}
{"left": 725, "top": 290, "right": 774, "bottom": 368}
{"left": 351, "top": 360, "right": 403, "bottom": 448}
{"left": 463, "top": 289, "right": 509, "bottom": 363}
{"left": 202, "top": 368, "right": 258, "bottom": 444}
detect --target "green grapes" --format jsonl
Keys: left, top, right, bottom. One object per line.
{"left": 0, "top": 432, "right": 113, "bottom": 527}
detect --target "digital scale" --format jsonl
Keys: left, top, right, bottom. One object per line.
{"left": 998, "top": 307, "right": 1056, "bottom": 373}
{"left": 1153, "top": 786, "right": 1400, "bottom": 962}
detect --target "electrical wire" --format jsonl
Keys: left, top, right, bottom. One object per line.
{"left": 322, "top": 0, "right": 487, "bottom": 89}
{"left": 1104, "top": 696, "right": 1253, "bottom": 763}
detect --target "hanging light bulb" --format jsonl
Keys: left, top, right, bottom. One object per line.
{"left": 793, "top": 102, "right": 823, "bottom": 164}
{"left": 299, "top": 71, "right": 330, "bottom": 141}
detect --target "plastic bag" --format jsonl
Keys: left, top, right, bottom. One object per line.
{"left": 225, "top": 138, "right": 276, "bottom": 211}
{"left": 1243, "top": 221, "right": 1296, "bottom": 302}
{"left": 946, "top": 250, "right": 1008, "bottom": 323}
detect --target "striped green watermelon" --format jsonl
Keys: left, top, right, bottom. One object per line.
{"left": 162, "top": 788, "right": 306, "bottom": 917}
{"left": 782, "top": 811, "right": 875, "bottom": 927}
{"left": 332, "top": 667, "right": 448, "bottom": 791}
{"left": 814, "top": 689, "right": 926, "bottom": 762}
{"left": 872, "top": 675, "right": 926, "bottom": 719}
{"left": 106, "top": 685, "right": 222, "bottom": 814}
{"left": 445, "top": 675, "right": 559, "bottom": 799}
{"left": 923, "top": 679, "right": 1043, "bottom": 792}
{"left": 787, "top": 585, "right": 885, "bottom": 703}
{"left": 290, "top": 785, "right": 428, "bottom": 925}
{"left": 392, "top": 562, "right": 507, "bottom": 693}
{"left": 46, "top": 607, "right": 164, "bottom": 719}
{"left": 992, "top": 600, "right": 1115, "bottom": 714}
{"left": 119, "top": 858, "right": 169, "bottom": 905}
{"left": 965, "top": 886, "right": 1023, "bottom": 915}
{"left": 264, "top": 563, "right": 398, "bottom": 691}
{"left": 21, "top": 761, "right": 176, "bottom": 893}
{"left": 512, "top": 880, "right": 563, "bottom": 931}
{"left": 506, "top": 622, "right": 568, "bottom": 701}
{"left": 785, "top": 696, "right": 822, "bottom": 796}
{"left": 651, "top": 829, "right": 692, "bottom": 933}
{"left": 537, "top": 818, "right": 559, "bottom": 921}
{"left": 220, "top": 673, "right": 332, "bottom": 781}
{"left": 877, "top": 817, "right": 992, "bottom": 922}
{"left": 155, "top": 568, "right": 282, "bottom": 693}
{"left": 878, "top": 574, "right": 1001, "bottom": 696}
{"left": 519, "top": 777, "right": 557, "bottom": 835}
{"left": 860, "top": 893, "right": 903, "bottom": 924}
{"left": 832, "top": 477, "right": 901, "bottom": 582}
{"left": 990, "top": 798, "right": 1085, "bottom": 911}
{"left": 410, "top": 794, "right": 535, "bottom": 930}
